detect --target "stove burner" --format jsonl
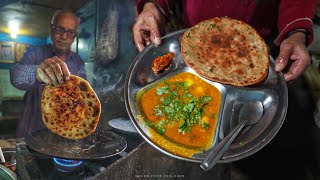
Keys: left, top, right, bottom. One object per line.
{"left": 53, "top": 158, "right": 83, "bottom": 173}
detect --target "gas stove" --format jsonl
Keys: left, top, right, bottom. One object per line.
{"left": 15, "top": 130, "right": 144, "bottom": 179}
{"left": 16, "top": 143, "right": 122, "bottom": 179}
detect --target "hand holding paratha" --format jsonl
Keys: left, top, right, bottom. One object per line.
{"left": 36, "top": 56, "right": 71, "bottom": 85}
{"left": 133, "top": 2, "right": 165, "bottom": 52}
{"left": 275, "top": 32, "right": 310, "bottom": 82}
{"left": 42, "top": 75, "right": 101, "bottom": 140}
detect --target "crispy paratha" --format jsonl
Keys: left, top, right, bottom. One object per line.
{"left": 181, "top": 17, "right": 269, "bottom": 86}
{"left": 42, "top": 75, "right": 101, "bottom": 140}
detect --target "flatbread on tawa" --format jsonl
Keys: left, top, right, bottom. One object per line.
{"left": 42, "top": 75, "right": 101, "bottom": 140}
{"left": 181, "top": 17, "right": 269, "bottom": 86}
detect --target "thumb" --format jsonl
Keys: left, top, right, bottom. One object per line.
{"left": 275, "top": 45, "right": 293, "bottom": 72}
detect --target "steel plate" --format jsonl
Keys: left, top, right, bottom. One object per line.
{"left": 124, "top": 29, "right": 288, "bottom": 163}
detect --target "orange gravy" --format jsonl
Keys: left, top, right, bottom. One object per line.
{"left": 137, "top": 72, "right": 221, "bottom": 157}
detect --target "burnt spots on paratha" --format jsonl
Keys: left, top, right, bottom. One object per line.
{"left": 211, "top": 36, "right": 221, "bottom": 44}
{"left": 84, "top": 129, "right": 89, "bottom": 135}
{"left": 88, "top": 101, "right": 93, "bottom": 107}
{"left": 89, "top": 123, "right": 95, "bottom": 130}
{"left": 235, "top": 69, "right": 244, "bottom": 75}
{"left": 221, "top": 58, "right": 232, "bottom": 69}
{"left": 55, "top": 95, "right": 60, "bottom": 102}
{"left": 236, "top": 47, "right": 248, "bottom": 58}
{"left": 79, "top": 81, "right": 88, "bottom": 91}
{"left": 92, "top": 106, "right": 99, "bottom": 117}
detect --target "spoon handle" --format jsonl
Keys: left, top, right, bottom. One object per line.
{"left": 200, "top": 120, "right": 246, "bottom": 171}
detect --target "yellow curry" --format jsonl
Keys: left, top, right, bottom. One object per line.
{"left": 137, "top": 72, "right": 221, "bottom": 157}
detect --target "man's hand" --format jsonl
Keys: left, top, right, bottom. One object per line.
{"left": 275, "top": 32, "right": 310, "bottom": 81}
{"left": 133, "top": 2, "right": 166, "bottom": 52}
{"left": 36, "top": 56, "right": 70, "bottom": 85}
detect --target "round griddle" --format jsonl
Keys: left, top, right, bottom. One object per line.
{"left": 26, "top": 129, "right": 127, "bottom": 160}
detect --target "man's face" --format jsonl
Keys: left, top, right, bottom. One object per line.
{"left": 50, "top": 14, "right": 78, "bottom": 54}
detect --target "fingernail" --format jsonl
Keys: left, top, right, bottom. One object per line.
{"left": 277, "top": 57, "right": 284, "bottom": 63}
{"left": 275, "top": 63, "right": 281, "bottom": 71}
{"left": 154, "top": 37, "right": 160, "bottom": 46}
{"left": 137, "top": 43, "right": 143, "bottom": 52}
{"left": 275, "top": 57, "right": 283, "bottom": 71}
{"left": 284, "top": 74, "right": 291, "bottom": 82}
{"left": 66, "top": 76, "right": 70, "bottom": 80}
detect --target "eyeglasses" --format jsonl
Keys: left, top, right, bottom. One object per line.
{"left": 51, "top": 24, "right": 77, "bottom": 38}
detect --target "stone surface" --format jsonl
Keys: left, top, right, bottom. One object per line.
{"left": 92, "top": 142, "right": 231, "bottom": 180}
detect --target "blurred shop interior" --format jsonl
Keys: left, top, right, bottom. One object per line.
{"left": 0, "top": 0, "right": 138, "bottom": 136}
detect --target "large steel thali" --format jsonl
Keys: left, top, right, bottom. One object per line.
{"left": 124, "top": 29, "right": 288, "bottom": 163}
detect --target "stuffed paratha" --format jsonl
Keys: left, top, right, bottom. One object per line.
{"left": 42, "top": 75, "right": 101, "bottom": 140}
{"left": 181, "top": 17, "right": 269, "bottom": 86}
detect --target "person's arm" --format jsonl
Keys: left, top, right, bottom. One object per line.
{"left": 274, "top": 0, "right": 316, "bottom": 46}
{"left": 274, "top": 0, "right": 317, "bottom": 81}
{"left": 10, "top": 46, "right": 41, "bottom": 91}
{"left": 133, "top": 0, "right": 174, "bottom": 51}
{"left": 136, "top": 0, "right": 174, "bottom": 18}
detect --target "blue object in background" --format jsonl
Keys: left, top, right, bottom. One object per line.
{"left": 0, "top": 32, "right": 48, "bottom": 69}
{"left": 0, "top": 32, "right": 47, "bottom": 46}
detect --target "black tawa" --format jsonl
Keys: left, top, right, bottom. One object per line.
{"left": 25, "top": 129, "right": 127, "bottom": 160}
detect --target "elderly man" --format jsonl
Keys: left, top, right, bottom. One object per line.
{"left": 10, "top": 10, "right": 86, "bottom": 138}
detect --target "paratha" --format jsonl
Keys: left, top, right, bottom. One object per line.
{"left": 181, "top": 17, "right": 269, "bottom": 86}
{"left": 42, "top": 75, "right": 101, "bottom": 140}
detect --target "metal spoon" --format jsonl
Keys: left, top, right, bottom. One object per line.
{"left": 200, "top": 101, "right": 263, "bottom": 171}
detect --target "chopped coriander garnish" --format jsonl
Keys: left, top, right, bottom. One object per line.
{"left": 209, "top": 114, "right": 218, "bottom": 119}
{"left": 156, "top": 85, "right": 170, "bottom": 95}
{"left": 155, "top": 119, "right": 168, "bottom": 135}
{"left": 203, "top": 122, "right": 210, "bottom": 129}
{"left": 145, "top": 120, "right": 154, "bottom": 127}
{"left": 153, "top": 81, "right": 213, "bottom": 134}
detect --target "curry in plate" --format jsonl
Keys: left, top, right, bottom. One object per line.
{"left": 136, "top": 72, "right": 221, "bottom": 157}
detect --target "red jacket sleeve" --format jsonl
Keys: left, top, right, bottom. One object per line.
{"left": 274, "top": 0, "right": 317, "bottom": 46}
{"left": 136, "top": 0, "right": 174, "bottom": 18}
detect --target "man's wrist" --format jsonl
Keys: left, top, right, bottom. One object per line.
{"left": 144, "top": 0, "right": 169, "bottom": 19}
{"left": 286, "top": 29, "right": 308, "bottom": 45}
